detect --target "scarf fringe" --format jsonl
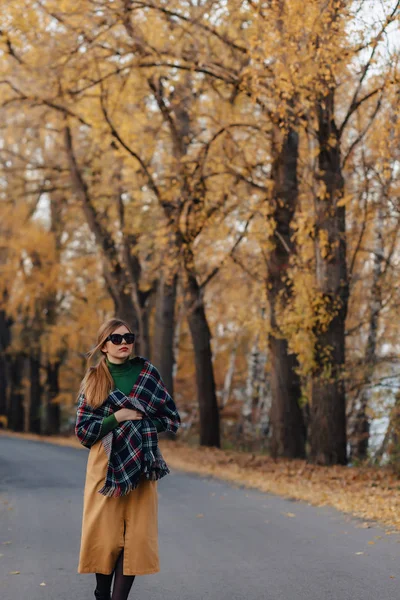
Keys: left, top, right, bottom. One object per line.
{"left": 142, "top": 450, "right": 170, "bottom": 480}
{"left": 97, "top": 480, "right": 140, "bottom": 497}
{"left": 97, "top": 451, "right": 170, "bottom": 497}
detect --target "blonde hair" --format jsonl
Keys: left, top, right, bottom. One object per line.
{"left": 79, "top": 318, "right": 134, "bottom": 408}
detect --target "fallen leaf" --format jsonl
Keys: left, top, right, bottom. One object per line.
{"left": 40, "top": 582, "right": 46, "bottom": 586}
{"left": 368, "top": 541, "right": 375, "bottom": 545}
{"left": 9, "top": 571, "right": 20, "bottom": 575}
{"left": 7, "top": 432, "right": 400, "bottom": 533}
{"left": 3, "top": 541, "right": 11, "bottom": 545}
{"left": 355, "top": 552, "right": 364, "bottom": 555}
{"left": 283, "top": 512, "right": 296, "bottom": 518}
{"left": 196, "top": 513, "right": 204, "bottom": 518}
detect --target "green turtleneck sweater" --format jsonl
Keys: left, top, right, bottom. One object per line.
{"left": 98, "top": 357, "right": 165, "bottom": 438}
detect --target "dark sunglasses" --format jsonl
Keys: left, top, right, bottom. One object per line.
{"left": 106, "top": 333, "right": 136, "bottom": 345}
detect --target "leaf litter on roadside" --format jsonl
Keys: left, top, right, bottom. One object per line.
{"left": 159, "top": 439, "right": 400, "bottom": 531}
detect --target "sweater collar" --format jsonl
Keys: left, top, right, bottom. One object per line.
{"left": 106, "top": 357, "right": 133, "bottom": 372}
{"left": 106, "top": 356, "right": 144, "bottom": 372}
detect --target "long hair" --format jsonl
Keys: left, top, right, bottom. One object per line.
{"left": 79, "top": 318, "right": 134, "bottom": 409}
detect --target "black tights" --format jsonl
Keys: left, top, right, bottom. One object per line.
{"left": 95, "top": 549, "right": 135, "bottom": 600}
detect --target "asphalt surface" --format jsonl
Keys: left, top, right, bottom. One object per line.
{"left": 0, "top": 434, "right": 399, "bottom": 600}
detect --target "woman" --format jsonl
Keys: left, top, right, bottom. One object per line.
{"left": 75, "top": 318, "right": 181, "bottom": 600}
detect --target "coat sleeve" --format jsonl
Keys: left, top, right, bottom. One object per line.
{"left": 75, "top": 393, "right": 104, "bottom": 449}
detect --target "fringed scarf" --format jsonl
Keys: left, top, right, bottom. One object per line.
{"left": 75, "top": 358, "right": 181, "bottom": 497}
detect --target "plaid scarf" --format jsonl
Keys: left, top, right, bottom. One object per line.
{"left": 75, "top": 358, "right": 181, "bottom": 497}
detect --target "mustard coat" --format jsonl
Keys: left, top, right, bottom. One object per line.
{"left": 77, "top": 436, "right": 160, "bottom": 576}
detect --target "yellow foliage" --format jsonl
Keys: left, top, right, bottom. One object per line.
{"left": 0, "top": 0, "right": 399, "bottom": 427}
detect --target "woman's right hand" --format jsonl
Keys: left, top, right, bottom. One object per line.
{"left": 115, "top": 408, "right": 143, "bottom": 423}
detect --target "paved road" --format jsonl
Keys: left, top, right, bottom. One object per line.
{"left": 0, "top": 435, "right": 399, "bottom": 600}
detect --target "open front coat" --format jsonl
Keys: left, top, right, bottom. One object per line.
{"left": 78, "top": 438, "right": 160, "bottom": 575}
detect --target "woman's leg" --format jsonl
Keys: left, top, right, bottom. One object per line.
{"left": 111, "top": 549, "right": 135, "bottom": 600}
{"left": 94, "top": 572, "right": 113, "bottom": 599}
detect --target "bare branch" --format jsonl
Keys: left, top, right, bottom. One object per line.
{"left": 339, "top": 0, "right": 400, "bottom": 135}
{"left": 129, "top": 1, "right": 248, "bottom": 55}
{"left": 0, "top": 80, "right": 90, "bottom": 126}
{"left": 342, "top": 93, "right": 383, "bottom": 167}
{"left": 98, "top": 86, "right": 162, "bottom": 206}
{"left": 199, "top": 215, "right": 254, "bottom": 289}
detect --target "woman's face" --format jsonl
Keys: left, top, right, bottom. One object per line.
{"left": 102, "top": 325, "right": 134, "bottom": 363}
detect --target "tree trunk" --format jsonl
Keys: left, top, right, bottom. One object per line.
{"left": 147, "top": 76, "right": 221, "bottom": 447}
{"left": 0, "top": 356, "right": 7, "bottom": 419}
{"left": 269, "top": 337, "right": 305, "bottom": 458}
{"left": 0, "top": 309, "right": 11, "bottom": 418}
{"left": 221, "top": 340, "right": 238, "bottom": 409}
{"left": 102, "top": 262, "right": 139, "bottom": 334}
{"left": 121, "top": 230, "right": 153, "bottom": 359}
{"left": 242, "top": 336, "right": 260, "bottom": 441}
{"left": 183, "top": 247, "right": 220, "bottom": 448}
{"left": 350, "top": 206, "right": 384, "bottom": 462}
{"left": 44, "top": 361, "right": 61, "bottom": 435}
{"left": 153, "top": 271, "right": 178, "bottom": 395}
{"left": 140, "top": 300, "right": 152, "bottom": 360}
{"left": 8, "top": 354, "right": 25, "bottom": 432}
{"left": 350, "top": 412, "right": 369, "bottom": 462}
{"left": 65, "top": 126, "right": 142, "bottom": 345}
{"left": 241, "top": 335, "right": 268, "bottom": 449}
{"left": 267, "top": 125, "right": 306, "bottom": 458}
{"left": 373, "top": 395, "right": 400, "bottom": 465}
{"left": 310, "top": 90, "right": 348, "bottom": 466}
{"left": 385, "top": 394, "right": 400, "bottom": 467}
{"left": 28, "top": 351, "right": 42, "bottom": 434}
